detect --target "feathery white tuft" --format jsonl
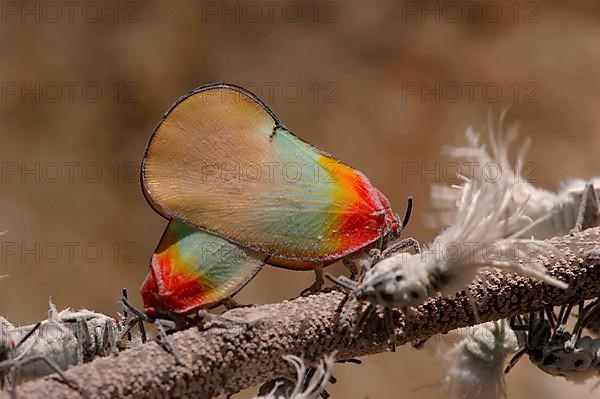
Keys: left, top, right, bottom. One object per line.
{"left": 431, "top": 175, "right": 567, "bottom": 289}
{"left": 445, "top": 320, "right": 518, "bottom": 399}
{"left": 432, "top": 118, "right": 598, "bottom": 238}
{"left": 357, "top": 173, "right": 566, "bottom": 313}
{"left": 254, "top": 353, "right": 336, "bottom": 399}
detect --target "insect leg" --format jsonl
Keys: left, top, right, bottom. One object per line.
{"left": 352, "top": 304, "right": 375, "bottom": 341}
{"left": 506, "top": 313, "right": 539, "bottom": 374}
{"left": 509, "top": 315, "right": 529, "bottom": 349}
{"left": 100, "top": 319, "right": 118, "bottom": 356}
{"left": 327, "top": 284, "right": 358, "bottom": 330}
{"left": 74, "top": 319, "right": 85, "bottom": 365}
{"left": 342, "top": 258, "right": 359, "bottom": 280}
{"left": 527, "top": 312, "right": 537, "bottom": 348}
{"left": 121, "top": 288, "right": 132, "bottom": 341}
{"left": 381, "top": 237, "right": 421, "bottom": 258}
{"left": 582, "top": 298, "right": 600, "bottom": 331}
{"left": 364, "top": 248, "right": 382, "bottom": 269}
{"left": 117, "top": 318, "right": 140, "bottom": 347}
{"left": 565, "top": 300, "right": 586, "bottom": 351}
{"left": 195, "top": 310, "right": 268, "bottom": 336}
{"left": 118, "top": 297, "right": 150, "bottom": 343}
{"left": 221, "top": 297, "right": 249, "bottom": 310}
{"left": 138, "top": 320, "right": 147, "bottom": 344}
{"left": 342, "top": 250, "right": 373, "bottom": 276}
{"left": 555, "top": 302, "right": 574, "bottom": 337}
{"left": 545, "top": 308, "right": 557, "bottom": 330}
{"left": 504, "top": 346, "right": 528, "bottom": 374}
{"left": 76, "top": 318, "right": 94, "bottom": 363}
{"left": 2, "top": 355, "right": 82, "bottom": 399}
{"left": 299, "top": 264, "right": 325, "bottom": 297}
{"left": 8, "top": 363, "right": 20, "bottom": 399}
{"left": 556, "top": 304, "right": 567, "bottom": 331}
{"left": 325, "top": 274, "right": 357, "bottom": 292}
{"left": 154, "top": 320, "right": 182, "bottom": 365}
{"left": 510, "top": 315, "right": 527, "bottom": 333}
{"left": 572, "top": 183, "right": 600, "bottom": 234}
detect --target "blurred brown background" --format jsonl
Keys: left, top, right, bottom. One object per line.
{"left": 1, "top": 0, "right": 599, "bottom": 397}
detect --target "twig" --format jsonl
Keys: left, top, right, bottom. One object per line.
{"left": 3, "top": 227, "right": 600, "bottom": 399}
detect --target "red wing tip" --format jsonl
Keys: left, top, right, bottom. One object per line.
{"left": 140, "top": 270, "right": 161, "bottom": 311}
{"left": 140, "top": 269, "right": 213, "bottom": 315}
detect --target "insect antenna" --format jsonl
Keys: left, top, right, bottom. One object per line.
{"left": 400, "top": 197, "right": 414, "bottom": 232}
{"left": 385, "top": 197, "right": 416, "bottom": 249}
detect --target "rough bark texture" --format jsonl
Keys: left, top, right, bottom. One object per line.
{"left": 4, "top": 228, "right": 600, "bottom": 399}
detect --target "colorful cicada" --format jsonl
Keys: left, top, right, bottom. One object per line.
{"left": 139, "top": 83, "right": 411, "bottom": 315}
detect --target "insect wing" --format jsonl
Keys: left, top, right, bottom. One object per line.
{"left": 141, "top": 219, "right": 266, "bottom": 314}
{"left": 142, "top": 84, "right": 398, "bottom": 261}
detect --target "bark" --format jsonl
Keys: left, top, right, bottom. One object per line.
{"left": 4, "top": 227, "right": 600, "bottom": 399}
